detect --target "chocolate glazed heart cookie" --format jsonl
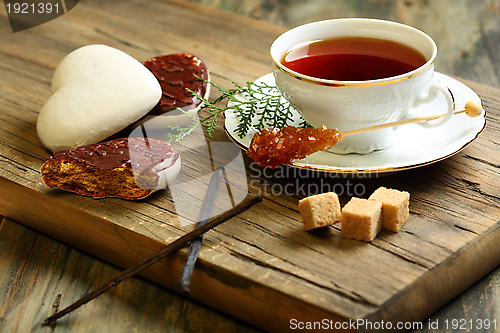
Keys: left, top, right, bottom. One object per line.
{"left": 41, "top": 137, "right": 181, "bottom": 199}
{"left": 140, "top": 54, "right": 211, "bottom": 128}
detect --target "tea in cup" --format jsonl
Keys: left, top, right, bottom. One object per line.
{"left": 270, "top": 18, "right": 454, "bottom": 154}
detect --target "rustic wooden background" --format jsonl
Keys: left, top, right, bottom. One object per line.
{"left": 1, "top": 0, "right": 500, "bottom": 332}
{"left": 188, "top": 0, "right": 500, "bottom": 89}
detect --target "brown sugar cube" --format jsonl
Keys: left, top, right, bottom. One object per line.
{"left": 298, "top": 192, "right": 341, "bottom": 231}
{"left": 341, "top": 197, "right": 382, "bottom": 242}
{"left": 368, "top": 187, "right": 410, "bottom": 232}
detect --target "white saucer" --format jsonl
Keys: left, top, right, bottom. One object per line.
{"left": 224, "top": 72, "right": 486, "bottom": 176}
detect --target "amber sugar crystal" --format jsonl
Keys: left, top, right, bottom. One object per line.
{"left": 247, "top": 125, "right": 343, "bottom": 168}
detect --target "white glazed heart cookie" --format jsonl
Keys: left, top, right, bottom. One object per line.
{"left": 36, "top": 44, "right": 162, "bottom": 152}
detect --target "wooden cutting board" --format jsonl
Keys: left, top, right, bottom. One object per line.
{"left": 1, "top": 1, "right": 499, "bottom": 332}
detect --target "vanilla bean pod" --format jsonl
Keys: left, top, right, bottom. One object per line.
{"left": 179, "top": 167, "right": 222, "bottom": 294}
{"left": 43, "top": 194, "right": 262, "bottom": 325}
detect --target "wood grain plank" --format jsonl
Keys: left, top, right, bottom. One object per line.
{"left": 0, "top": 217, "right": 262, "bottom": 333}
{"left": 364, "top": 220, "right": 500, "bottom": 333}
{"left": 0, "top": 0, "right": 499, "bottom": 332}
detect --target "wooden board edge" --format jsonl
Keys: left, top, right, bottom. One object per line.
{"left": 4, "top": 166, "right": 499, "bottom": 332}
{"left": 452, "top": 76, "right": 500, "bottom": 97}
{"left": 361, "top": 220, "right": 500, "bottom": 332}
{"left": 0, "top": 176, "right": 360, "bottom": 333}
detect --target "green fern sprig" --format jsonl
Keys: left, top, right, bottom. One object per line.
{"left": 165, "top": 76, "right": 310, "bottom": 143}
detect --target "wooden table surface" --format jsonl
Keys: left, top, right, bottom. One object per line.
{"left": 1, "top": 1, "right": 500, "bottom": 332}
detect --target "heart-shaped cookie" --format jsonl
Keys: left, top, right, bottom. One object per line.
{"left": 138, "top": 53, "right": 211, "bottom": 128}
{"left": 37, "top": 44, "right": 162, "bottom": 151}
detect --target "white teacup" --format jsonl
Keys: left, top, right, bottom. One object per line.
{"left": 270, "top": 18, "right": 454, "bottom": 154}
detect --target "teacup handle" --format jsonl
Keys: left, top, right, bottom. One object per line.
{"left": 411, "top": 80, "right": 454, "bottom": 128}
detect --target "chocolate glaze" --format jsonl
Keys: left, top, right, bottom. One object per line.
{"left": 144, "top": 54, "right": 209, "bottom": 115}
{"left": 50, "top": 138, "right": 179, "bottom": 173}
